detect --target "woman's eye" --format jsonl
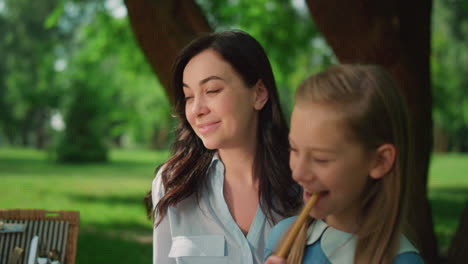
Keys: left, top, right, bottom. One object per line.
{"left": 313, "top": 157, "right": 331, "bottom": 164}
{"left": 207, "top": 89, "right": 221, "bottom": 94}
{"left": 184, "top": 96, "right": 193, "bottom": 102}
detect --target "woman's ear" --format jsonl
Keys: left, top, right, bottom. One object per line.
{"left": 253, "top": 80, "right": 269, "bottom": 110}
{"left": 369, "top": 144, "right": 396, "bottom": 179}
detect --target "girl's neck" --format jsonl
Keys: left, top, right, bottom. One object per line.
{"left": 325, "top": 205, "right": 361, "bottom": 234}
{"left": 218, "top": 146, "right": 258, "bottom": 186}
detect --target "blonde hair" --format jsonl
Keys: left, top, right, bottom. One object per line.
{"left": 285, "top": 217, "right": 312, "bottom": 263}
{"left": 277, "top": 64, "right": 412, "bottom": 263}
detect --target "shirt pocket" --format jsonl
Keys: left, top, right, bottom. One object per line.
{"left": 168, "top": 235, "right": 228, "bottom": 264}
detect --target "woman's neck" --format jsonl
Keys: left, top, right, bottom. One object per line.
{"left": 218, "top": 146, "right": 258, "bottom": 186}
{"left": 219, "top": 146, "right": 260, "bottom": 235}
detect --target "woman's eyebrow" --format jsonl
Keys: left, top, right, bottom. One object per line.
{"left": 183, "top": 75, "right": 225, "bottom": 88}
{"left": 200, "top": 75, "right": 224, "bottom": 85}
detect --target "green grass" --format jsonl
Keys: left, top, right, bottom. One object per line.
{"left": 0, "top": 148, "right": 169, "bottom": 264}
{"left": 0, "top": 148, "right": 467, "bottom": 263}
{"left": 428, "top": 153, "right": 468, "bottom": 254}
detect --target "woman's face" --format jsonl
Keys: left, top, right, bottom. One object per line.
{"left": 182, "top": 49, "right": 264, "bottom": 150}
{"left": 289, "top": 102, "right": 376, "bottom": 232}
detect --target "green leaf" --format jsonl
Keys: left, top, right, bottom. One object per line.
{"left": 44, "top": 1, "right": 64, "bottom": 29}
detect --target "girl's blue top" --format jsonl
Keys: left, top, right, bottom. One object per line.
{"left": 264, "top": 217, "right": 425, "bottom": 264}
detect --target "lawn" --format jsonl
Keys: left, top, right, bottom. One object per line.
{"left": 427, "top": 153, "right": 468, "bottom": 254}
{"left": 0, "top": 148, "right": 169, "bottom": 264}
{"left": 0, "top": 148, "right": 467, "bottom": 263}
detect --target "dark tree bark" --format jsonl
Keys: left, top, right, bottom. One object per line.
{"left": 447, "top": 202, "right": 468, "bottom": 264}
{"left": 123, "top": 0, "right": 212, "bottom": 102}
{"left": 306, "top": 0, "right": 438, "bottom": 263}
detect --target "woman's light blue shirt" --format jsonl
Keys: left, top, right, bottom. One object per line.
{"left": 264, "top": 217, "right": 425, "bottom": 264}
{"left": 152, "top": 155, "right": 281, "bottom": 264}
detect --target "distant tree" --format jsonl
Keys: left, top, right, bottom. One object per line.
{"left": 432, "top": 0, "right": 468, "bottom": 152}
{"left": 432, "top": 1, "right": 468, "bottom": 262}
{"left": 56, "top": 78, "right": 109, "bottom": 163}
{"left": 75, "top": 7, "right": 175, "bottom": 149}
{"left": 0, "top": 0, "right": 63, "bottom": 148}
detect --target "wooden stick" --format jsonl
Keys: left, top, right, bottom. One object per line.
{"left": 276, "top": 193, "right": 320, "bottom": 258}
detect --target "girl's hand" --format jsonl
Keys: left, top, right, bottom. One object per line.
{"left": 264, "top": 256, "right": 287, "bottom": 264}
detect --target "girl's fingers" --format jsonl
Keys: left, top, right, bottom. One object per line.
{"left": 264, "top": 256, "right": 287, "bottom": 264}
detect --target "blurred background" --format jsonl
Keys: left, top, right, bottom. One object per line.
{"left": 0, "top": 0, "right": 467, "bottom": 263}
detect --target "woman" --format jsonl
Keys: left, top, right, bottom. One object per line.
{"left": 147, "top": 30, "right": 302, "bottom": 264}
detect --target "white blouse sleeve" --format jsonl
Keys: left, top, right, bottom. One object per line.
{"left": 152, "top": 168, "right": 175, "bottom": 264}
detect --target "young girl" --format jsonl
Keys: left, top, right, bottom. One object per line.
{"left": 264, "top": 64, "right": 424, "bottom": 263}
{"left": 146, "top": 31, "right": 301, "bottom": 264}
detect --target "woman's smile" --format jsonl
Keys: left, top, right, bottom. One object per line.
{"left": 197, "top": 121, "right": 221, "bottom": 135}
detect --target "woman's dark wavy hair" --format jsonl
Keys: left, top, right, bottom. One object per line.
{"left": 145, "top": 30, "right": 301, "bottom": 226}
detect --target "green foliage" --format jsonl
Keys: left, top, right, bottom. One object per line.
{"left": 56, "top": 78, "right": 109, "bottom": 163}
{"left": 0, "top": 0, "right": 334, "bottom": 151}
{"left": 56, "top": 4, "right": 175, "bottom": 150}
{"left": 0, "top": 0, "right": 64, "bottom": 147}
{"left": 2, "top": 0, "right": 465, "bottom": 154}
{"left": 0, "top": 0, "right": 174, "bottom": 151}
{"left": 432, "top": 0, "right": 468, "bottom": 152}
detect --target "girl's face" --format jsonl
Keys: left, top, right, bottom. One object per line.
{"left": 289, "top": 102, "right": 376, "bottom": 232}
{"left": 182, "top": 49, "right": 264, "bottom": 150}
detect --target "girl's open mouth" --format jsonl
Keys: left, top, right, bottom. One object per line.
{"left": 303, "top": 190, "right": 329, "bottom": 203}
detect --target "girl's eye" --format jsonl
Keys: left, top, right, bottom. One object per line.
{"left": 314, "top": 158, "right": 329, "bottom": 163}
{"left": 184, "top": 96, "right": 193, "bottom": 102}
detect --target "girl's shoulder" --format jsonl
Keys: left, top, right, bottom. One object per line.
{"left": 393, "top": 236, "right": 425, "bottom": 264}
{"left": 394, "top": 252, "right": 425, "bottom": 264}
{"left": 264, "top": 216, "right": 297, "bottom": 261}
{"left": 271, "top": 216, "right": 297, "bottom": 235}
{"left": 266, "top": 217, "right": 297, "bottom": 249}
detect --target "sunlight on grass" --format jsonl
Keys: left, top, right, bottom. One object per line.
{"left": 428, "top": 153, "right": 468, "bottom": 254}
{"left": 429, "top": 153, "right": 468, "bottom": 186}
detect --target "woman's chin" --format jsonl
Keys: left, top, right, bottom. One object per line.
{"left": 200, "top": 139, "right": 220, "bottom": 150}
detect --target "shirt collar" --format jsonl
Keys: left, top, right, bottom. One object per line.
{"left": 306, "top": 219, "right": 418, "bottom": 264}
{"left": 306, "top": 219, "right": 356, "bottom": 263}
{"left": 208, "top": 152, "right": 221, "bottom": 168}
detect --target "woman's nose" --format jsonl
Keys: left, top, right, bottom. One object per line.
{"left": 190, "top": 95, "right": 209, "bottom": 117}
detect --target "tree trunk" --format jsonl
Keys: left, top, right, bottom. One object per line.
{"left": 21, "top": 109, "right": 35, "bottom": 147}
{"left": 447, "top": 202, "right": 468, "bottom": 264}
{"left": 123, "top": 0, "right": 212, "bottom": 102}
{"left": 306, "top": 0, "right": 438, "bottom": 263}
{"left": 34, "top": 107, "right": 48, "bottom": 149}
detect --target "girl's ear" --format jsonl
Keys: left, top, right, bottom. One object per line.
{"left": 253, "top": 80, "right": 269, "bottom": 110}
{"left": 369, "top": 144, "right": 396, "bottom": 179}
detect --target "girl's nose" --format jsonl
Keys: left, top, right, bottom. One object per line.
{"left": 291, "top": 156, "right": 313, "bottom": 184}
